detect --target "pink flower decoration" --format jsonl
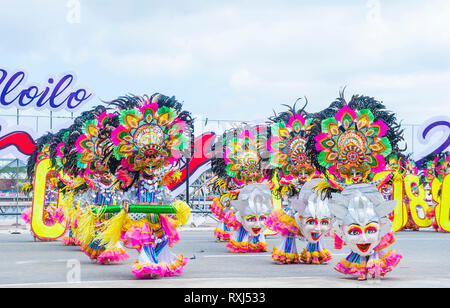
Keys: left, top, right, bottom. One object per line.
{"left": 314, "top": 133, "right": 330, "bottom": 151}
{"left": 335, "top": 105, "right": 356, "bottom": 123}
{"left": 371, "top": 119, "right": 388, "bottom": 137}
{"left": 287, "top": 114, "right": 305, "bottom": 128}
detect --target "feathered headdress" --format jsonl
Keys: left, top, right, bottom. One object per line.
{"left": 221, "top": 125, "right": 272, "bottom": 186}
{"left": 420, "top": 151, "right": 450, "bottom": 186}
{"left": 110, "top": 95, "right": 190, "bottom": 176}
{"left": 267, "top": 99, "right": 316, "bottom": 184}
{"left": 312, "top": 92, "right": 405, "bottom": 184}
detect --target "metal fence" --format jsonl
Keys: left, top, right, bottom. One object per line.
{"left": 0, "top": 158, "right": 30, "bottom": 223}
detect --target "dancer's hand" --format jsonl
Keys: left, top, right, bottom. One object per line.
{"left": 122, "top": 200, "right": 130, "bottom": 212}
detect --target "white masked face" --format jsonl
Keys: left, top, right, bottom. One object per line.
{"left": 342, "top": 222, "right": 380, "bottom": 256}
{"left": 290, "top": 179, "right": 332, "bottom": 243}
{"left": 329, "top": 183, "right": 398, "bottom": 257}
{"left": 231, "top": 183, "right": 273, "bottom": 236}
{"left": 298, "top": 215, "right": 331, "bottom": 243}
{"left": 242, "top": 213, "right": 269, "bottom": 236}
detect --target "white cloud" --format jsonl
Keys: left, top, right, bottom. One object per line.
{"left": 99, "top": 53, "right": 194, "bottom": 77}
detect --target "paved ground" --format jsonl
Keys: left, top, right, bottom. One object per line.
{"left": 1, "top": 228, "right": 450, "bottom": 288}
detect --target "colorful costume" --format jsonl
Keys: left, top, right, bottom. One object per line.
{"left": 226, "top": 183, "right": 273, "bottom": 253}
{"left": 311, "top": 93, "right": 404, "bottom": 279}
{"left": 93, "top": 94, "right": 192, "bottom": 277}
{"left": 211, "top": 180, "right": 234, "bottom": 242}
{"left": 209, "top": 125, "right": 275, "bottom": 253}
{"left": 311, "top": 93, "right": 405, "bottom": 238}
{"left": 329, "top": 183, "right": 402, "bottom": 280}
{"left": 268, "top": 179, "right": 333, "bottom": 264}
{"left": 25, "top": 93, "right": 193, "bottom": 278}
{"left": 264, "top": 101, "right": 333, "bottom": 264}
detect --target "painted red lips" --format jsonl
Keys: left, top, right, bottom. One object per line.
{"left": 356, "top": 243, "right": 371, "bottom": 253}
{"left": 252, "top": 228, "right": 262, "bottom": 234}
{"left": 310, "top": 232, "right": 321, "bottom": 241}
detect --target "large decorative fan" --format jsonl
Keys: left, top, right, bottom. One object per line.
{"left": 111, "top": 101, "right": 188, "bottom": 176}
{"left": 268, "top": 112, "right": 314, "bottom": 183}
{"left": 223, "top": 126, "right": 269, "bottom": 185}
{"left": 315, "top": 105, "right": 392, "bottom": 183}
{"left": 75, "top": 112, "right": 116, "bottom": 178}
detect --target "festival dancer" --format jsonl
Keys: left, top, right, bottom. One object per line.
{"left": 329, "top": 183, "right": 402, "bottom": 280}
{"left": 267, "top": 178, "right": 333, "bottom": 264}
{"left": 265, "top": 101, "right": 333, "bottom": 264}
{"left": 210, "top": 179, "right": 235, "bottom": 242}
{"left": 25, "top": 93, "right": 193, "bottom": 278}
{"left": 311, "top": 92, "right": 405, "bottom": 278}
{"left": 225, "top": 183, "right": 274, "bottom": 253}
{"left": 92, "top": 93, "right": 192, "bottom": 277}
{"left": 210, "top": 125, "right": 275, "bottom": 253}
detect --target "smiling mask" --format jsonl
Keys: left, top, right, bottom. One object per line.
{"left": 231, "top": 183, "right": 273, "bottom": 236}
{"left": 329, "top": 183, "right": 397, "bottom": 256}
{"left": 289, "top": 179, "right": 332, "bottom": 243}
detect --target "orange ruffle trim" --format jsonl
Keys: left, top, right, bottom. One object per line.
{"left": 300, "top": 248, "right": 332, "bottom": 264}
{"left": 226, "top": 239, "right": 268, "bottom": 253}
{"left": 131, "top": 254, "right": 188, "bottom": 278}
{"left": 214, "top": 228, "right": 232, "bottom": 241}
{"left": 271, "top": 246, "right": 300, "bottom": 264}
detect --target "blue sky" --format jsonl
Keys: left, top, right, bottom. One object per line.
{"left": 1, "top": 0, "right": 449, "bottom": 157}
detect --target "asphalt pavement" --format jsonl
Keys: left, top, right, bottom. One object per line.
{"left": 0, "top": 228, "right": 450, "bottom": 288}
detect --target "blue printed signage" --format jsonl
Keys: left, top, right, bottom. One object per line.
{"left": 0, "top": 68, "right": 93, "bottom": 111}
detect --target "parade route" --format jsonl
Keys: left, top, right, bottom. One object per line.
{"left": 1, "top": 229, "right": 450, "bottom": 288}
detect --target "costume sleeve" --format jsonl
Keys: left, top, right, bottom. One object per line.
{"left": 265, "top": 209, "right": 301, "bottom": 237}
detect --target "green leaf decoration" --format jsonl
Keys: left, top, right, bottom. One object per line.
{"left": 321, "top": 117, "right": 338, "bottom": 133}
{"left": 379, "top": 137, "right": 392, "bottom": 157}
{"left": 119, "top": 108, "right": 141, "bottom": 128}
{"left": 341, "top": 113, "right": 353, "bottom": 129}
{"left": 318, "top": 151, "right": 334, "bottom": 167}
{"left": 356, "top": 109, "right": 375, "bottom": 122}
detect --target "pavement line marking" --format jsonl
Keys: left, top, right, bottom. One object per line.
{"left": 15, "top": 259, "right": 72, "bottom": 265}
{"left": 0, "top": 276, "right": 320, "bottom": 288}
{"left": 15, "top": 260, "right": 39, "bottom": 265}
{"left": 395, "top": 238, "right": 450, "bottom": 240}
{"left": 203, "top": 253, "right": 347, "bottom": 258}
{"left": 3, "top": 275, "right": 450, "bottom": 288}
{"left": 203, "top": 254, "right": 271, "bottom": 258}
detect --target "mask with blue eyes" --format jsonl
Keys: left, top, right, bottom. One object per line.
{"left": 329, "top": 183, "right": 398, "bottom": 256}
{"left": 289, "top": 179, "right": 333, "bottom": 243}
{"left": 231, "top": 183, "right": 273, "bottom": 236}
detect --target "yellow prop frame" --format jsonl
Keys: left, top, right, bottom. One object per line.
{"left": 373, "top": 171, "right": 407, "bottom": 232}
{"left": 403, "top": 175, "right": 432, "bottom": 228}
{"left": 30, "top": 159, "right": 67, "bottom": 240}
{"left": 434, "top": 175, "right": 450, "bottom": 232}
